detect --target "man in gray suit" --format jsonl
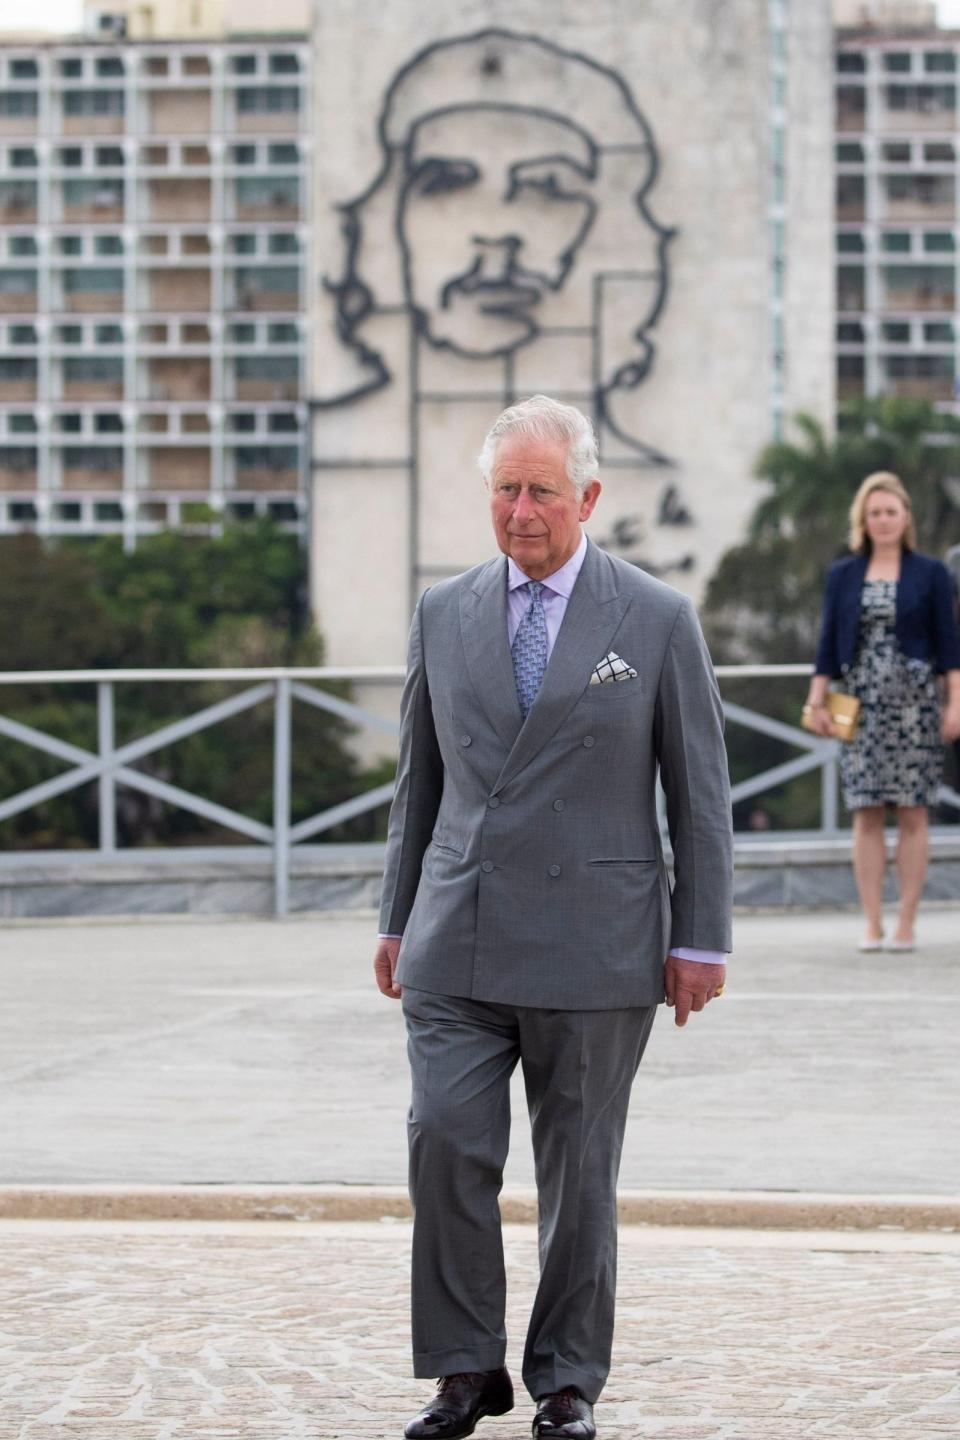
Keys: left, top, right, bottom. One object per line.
{"left": 374, "top": 395, "right": 733, "bottom": 1440}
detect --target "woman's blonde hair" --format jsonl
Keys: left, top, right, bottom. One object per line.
{"left": 848, "top": 471, "right": 917, "bottom": 553}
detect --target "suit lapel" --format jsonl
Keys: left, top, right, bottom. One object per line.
{"left": 460, "top": 556, "right": 524, "bottom": 752}
{"left": 493, "top": 540, "right": 631, "bottom": 795}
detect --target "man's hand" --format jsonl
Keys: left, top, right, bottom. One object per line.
{"left": 664, "top": 954, "right": 726, "bottom": 1027}
{"left": 374, "top": 937, "right": 402, "bottom": 1000}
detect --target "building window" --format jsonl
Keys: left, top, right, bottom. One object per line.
{"left": 9, "top": 324, "right": 38, "bottom": 344}
{"left": 235, "top": 176, "right": 298, "bottom": 209}
{"left": 63, "top": 90, "right": 125, "bottom": 116}
{"left": 96, "top": 56, "right": 125, "bottom": 77}
{"left": 882, "top": 142, "right": 911, "bottom": 163}
{"left": 882, "top": 231, "right": 910, "bottom": 254}
{"left": 53, "top": 502, "right": 82, "bottom": 521}
{"left": 94, "top": 234, "right": 124, "bottom": 256}
{"left": 236, "top": 445, "right": 298, "bottom": 469}
{"left": 0, "top": 91, "right": 39, "bottom": 117}
{"left": 0, "top": 180, "right": 37, "bottom": 214}
{"left": 58, "top": 58, "right": 83, "bottom": 77}
{"left": 886, "top": 83, "right": 956, "bottom": 113}
{"left": 94, "top": 412, "right": 124, "bottom": 432}
{"left": 230, "top": 54, "right": 257, "bottom": 74}
{"left": 883, "top": 52, "right": 912, "bottom": 73}
{"left": 269, "top": 54, "right": 300, "bottom": 75}
{"left": 924, "top": 321, "right": 954, "bottom": 342}
{"left": 58, "top": 146, "right": 84, "bottom": 166}
{"left": 10, "top": 147, "right": 37, "bottom": 168}
{"left": 0, "top": 358, "right": 37, "bottom": 380}
{"left": 235, "top": 265, "right": 299, "bottom": 299}
{"left": 231, "top": 144, "right": 257, "bottom": 164}
{"left": 882, "top": 321, "right": 910, "bottom": 342}
{"left": 924, "top": 51, "right": 956, "bottom": 74}
{"left": 63, "top": 445, "right": 124, "bottom": 469}
{"left": 268, "top": 142, "right": 299, "bottom": 164}
{"left": 236, "top": 86, "right": 300, "bottom": 113}
{"left": 267, "top": 409, "right": 298, "bottom": 430}
{"left": 10, "top": 59, "right": 39, "bottom": 79}
{"left": 886, "top": 354, "right": 953, "bottom": 379}
{"left": 268, "top": 501, "right": 298, "bottom": 521}
{"left": 57, "top": 325, "right": 83, "bottom": 344}
{"left": 886, "top": 174, "right": 955, "bottom": 206}
{"left": 9, "top": 501, "right": 39, "bottom": 521}
{"left": 64, "top": 267, "right": 124, "bottom": 293}
{"left": 924, "top": 142, "right": 955, "bottom": 162}
{"left": 95, "top": 146, "right": 124, "bottom": 166}
{"left": 58, "top": 235, "right": 83, "bottom": 255}
{"left": 228, "top": 411, "right": 257, "bottom": 430}
{"left": 268, "top": 232, "right": 299, "bottom": 254}
{"left": 837, "top": 321, "right": 864, "bottom": 343}
{"left": 267, "top": 322, "right": 298, "bottom": 342}
{"left": 9, "top": 236, "right": 37, "bottom": 257}
{"left": 1, "top": 448, "right": 37, "bottom": 474}
{"left": 95, "top": 323, "right": 124, "bottom": 343}
{"left": 923, "top": 232, "right": 955, "bottom": 253}
{"left": 56, "top": 412, "right": 82, "bottom": 430}
{"left": 63, "top": 358, "right": 123, "bottom": 383}
{"left": 62, "top": 179, "right": 124, "bottom": 210}
{"left": 229, "top": 323, "right": 256, "bottom": 342}
{"left": 93, "top": 501, "right": 124, "bottom": 521}
{"left": 235, "top": 356, "right": 298, "bottom": 381}
{"left": 838, "top": 232, "right": 865, "bottom": 254}
{"left": 9, "top": 413, "right": 37, "bottom": 432}
{"left": 0, "top": 269, "right": 37, "bottom": 298}
{"left": 837, "top": 52, "right": 866, "bottom": 74}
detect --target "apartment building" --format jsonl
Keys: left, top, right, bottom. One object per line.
{"left": 0, "top": 21, "right": 309, "bottom": 543}
{"left": 835, "top": 10, "right": 960, "bottom": 411}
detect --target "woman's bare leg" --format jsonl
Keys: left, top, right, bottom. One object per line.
{"left": 893, "top": 805, "right": 928, "bottom": 943}
{"left": 852, "top": 805, "right": 887, "bottom": 941}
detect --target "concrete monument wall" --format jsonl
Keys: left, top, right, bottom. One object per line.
{"left": 309, "top": 0, "right": 834, "bottom": 669}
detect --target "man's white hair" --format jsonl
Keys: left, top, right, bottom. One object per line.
{"left": 478, "top": 395, "right": 599, "bottom": 497}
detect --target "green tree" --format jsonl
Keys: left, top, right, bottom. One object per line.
{"left": 0, "top": 523, "right": 392, "bottom": 849}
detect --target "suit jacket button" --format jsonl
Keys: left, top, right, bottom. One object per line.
{"left": 488, "top": 796, "right": 500, "bottom": 808}
{"left": 460, "top": 734, "right": 472, "bottom": 746}
{"left": 481, "top": 860, "right": 494, "bottom": 873}
{"left": 582, "top": 735, "right": 595, "bottom": 748}
{"left": 553, "top": 799, "right": 565, "bottom": 811}
{"left": 548, "top": 864, "right": 561, "bottom": 877}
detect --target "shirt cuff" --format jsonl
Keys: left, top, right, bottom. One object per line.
{"left": 669, "top": 947, "right": 728, "bottom": 964}
{"left": 378, "top": 934, "right": 403, "bottom": 941}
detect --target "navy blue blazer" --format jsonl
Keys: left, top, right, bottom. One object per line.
{"left": 814, "top": 549, "right": 960, "bottom": 678}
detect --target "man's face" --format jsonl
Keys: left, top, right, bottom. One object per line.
{"left": 399, "top": 108, "right": 596, "bottom": 358}
{"left": 489, "top": 433, "right": 601, "bottom": 580}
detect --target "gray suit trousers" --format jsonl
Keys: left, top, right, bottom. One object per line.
{"left": 402, "top": 987, "right": 657, "bottom": 1404}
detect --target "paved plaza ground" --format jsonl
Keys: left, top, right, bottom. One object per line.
{"left": 1, "top": 908, "right": 959, "bottom": 1191}
{"left": 2, "top": 1219, "right": 959, "bottom": 1439}
{"left": 1, "top": 908, "right": 959, "bottom": 1438}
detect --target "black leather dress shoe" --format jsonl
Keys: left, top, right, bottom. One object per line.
{"left": 404, "top": 1368, "right": 514, "bottom": 1439}
{"left": 532, "top": 1386, "right": 596, "bottom": 1439}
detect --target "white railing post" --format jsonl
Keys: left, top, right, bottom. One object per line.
{"left": 273, "top": 676, "right": 292, "bottom": 918}
{"left": 97, "top": 681, "right": 116, "bottom": 854}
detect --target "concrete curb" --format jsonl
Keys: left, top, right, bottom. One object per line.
{"left": 0, "top": 1185, "right": 957, "bottom": 1231}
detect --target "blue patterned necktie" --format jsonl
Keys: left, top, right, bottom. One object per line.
{"left": 512, "top": 580, "right": 548, "bottom": 720}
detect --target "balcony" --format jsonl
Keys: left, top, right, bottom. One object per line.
{"left": 146, "top": 179, "right": 211, "bottom": 223}
{"left": 147, "top": 446, "right": 211, "bottom": 489}
{"left": 147, "top": 359, "right": 211, "bottom": 402}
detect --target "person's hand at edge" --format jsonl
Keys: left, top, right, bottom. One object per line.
{"left": 374, "top": 937, "right": 402, "bottom": 999}
{"left": 664, "top": 955, "right": 726, "bottom": 1027}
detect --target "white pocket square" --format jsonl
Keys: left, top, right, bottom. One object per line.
{"left": 590, "top": 651, "right": 638, "bottom": 685}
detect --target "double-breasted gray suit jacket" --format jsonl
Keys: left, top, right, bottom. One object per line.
{"left": 379, "top": 538, "right": 734, "bottom": 1011}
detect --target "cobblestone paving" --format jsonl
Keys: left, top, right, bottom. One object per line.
{"left": 2, "top": 1221, "right": 959, "bottom": 1440}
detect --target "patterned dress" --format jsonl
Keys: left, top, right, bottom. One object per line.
{"left": 839, "top": 579, "right": 942, "bottom": 811}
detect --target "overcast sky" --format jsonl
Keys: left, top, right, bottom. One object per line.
{"left": 12, "top": 0, "right": 960, "bottom": 34}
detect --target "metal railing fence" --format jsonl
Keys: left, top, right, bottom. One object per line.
{"left": 0, "top": 664, "right": 957, "bottom": 915}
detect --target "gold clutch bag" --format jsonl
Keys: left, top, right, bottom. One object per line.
{"left": 801, "top": 692, "right": 861, "bottom": 742}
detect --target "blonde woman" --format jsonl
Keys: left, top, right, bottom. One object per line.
{"left": 806, "top": 473, "right": 960, "bottom": 950}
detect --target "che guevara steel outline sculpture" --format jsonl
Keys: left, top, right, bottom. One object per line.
{"left": 317, "top": 27, "right": 678, "bottom": 472}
